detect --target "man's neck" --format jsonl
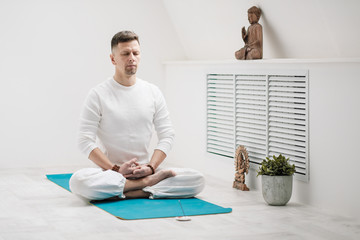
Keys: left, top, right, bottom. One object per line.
{"left": 113, "top": 73, "right": 136, "bottom": 87}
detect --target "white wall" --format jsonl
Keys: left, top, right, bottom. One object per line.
{"left": 0, "top": 0, "right": 186, "bottom": 168}
{"left": 163, "top": 0, "right": 360, "bottom": 59}
{"left": 163, "top": 59, "right": 360, "bottom": 220}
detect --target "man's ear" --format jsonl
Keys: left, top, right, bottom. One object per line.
{"left": 110, "top": 53, "right": 116, "bottom": 65}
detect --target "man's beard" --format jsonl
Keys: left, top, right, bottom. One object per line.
{"left": 125, "top": 66, "right": 137, "bottom": 75}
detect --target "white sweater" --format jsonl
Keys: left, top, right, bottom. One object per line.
{"left": 78, "top": 78, "right": 175, "bottom": 165}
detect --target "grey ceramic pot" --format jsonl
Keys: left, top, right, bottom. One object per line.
{"left": 261, "top": 175, "right": 293, "bottom": 206}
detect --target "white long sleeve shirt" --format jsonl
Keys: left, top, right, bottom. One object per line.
{"left": 78, "top": 78, "right": 175, "bottom": 165}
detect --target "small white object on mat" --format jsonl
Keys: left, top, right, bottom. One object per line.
{"left": 175, "top": 200, "right": 191, "bottom": 221}
{"left": 175, "top": 216, "right": 191, "bottom": 221}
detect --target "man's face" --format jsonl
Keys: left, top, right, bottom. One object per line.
{"left": 111, "top": 40, "right": 141, "bottom": 76}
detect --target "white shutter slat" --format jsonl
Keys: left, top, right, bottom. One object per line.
{"left": 269, "top": 92, "right": 305, "bottom": 98}
{"left": 247, "top": 151, "right": 267, "bottom": 163}
{"left": 236, "top": 142, "right": 266, "bottom": 151}
{"left": 269, "top": 111, "right": 306, "bottom": 120}
{"left": 269, "top": 132, "right": 306, "bottom": 142}
{"left": 208, "top": 88, "right": 234, "bottom": 94}
{"left": 269, "top": 106, "right": 306, "bottom": 115}
{"left": 208, "top": 74, "right": 233, "bottom": 80}
{"left": 237, "top": 104, "right": 267, "bottom": 112}
{"left": 269, "top": 126, "right": 306, "bottom": 137}
{"left": 236, "top": 75, "right": 266, "bottom": 81}
{"left": 208, "top": 140, "right": 234, "bottom": 149}
{"left": 208, "top": 117, "right": 234, "bottom": 125}
{"left": 248, "top": 153, "right": 265, "bottom": 160}
{"left": 207, "top": 105, "right": 234, "bottom": 112}
{"left": 237, "top": 131, "right": 267, "bottom": 141}
{"left": 207, "top": 96, "right": 234, "bottom": 103}
{"left": 236, "top": 91, "right": 266, "bottom": 96}
{"left": 207, "top": 136, "right": 234, "bottom": 144}
{"left": 208, "top": 135, "right": 234, "bottom": 144}
{"left": 269, "top": 102, "right": 306, "bottom": 110}
{"left": 235, "top": 80, "right": 266, "bottom": 86}
{"left": 208, "top": 115, "right": 234, "bottom": 121}
{"left": 269, "top": 146, "right": 306, "bottom": 159}
{"left": 269, "top": 96, "right": 306, "bottom": 104}
{"left": 208, "top": 122, "right": 234, "bottom": 131}
{"left": 208, "top": 109, "right": 233, "bottom": 117}
{"left": 269, "top": 76, "right": 306, "bottom": 82}
{"left": 236, "top": 98, "right": 266, "bottom": 105}
{"left": 208, "top": 101, "right": 234, "bottom": 108}
{"left": 237, "top": 118, "right": 266, "bottom": 126}
{"left": 207, "top": 84, "right": 234, "bottom": 89}
{"left": 207, "top": 146, "right": 234, "bottom": 156}
{"left": 207, "top": 131, "right": 234, "bottom": 140}
{"left": 269, "top": 86, "right": 306, "bottom": 93}
{"left": 236, "top": 85, "right": 267, "bottom": 91}
{"left": 208, "top": 80, "right": 234, "bottom": 85}
{"left": 236, "top": 136, "right": 266, "bottom": 146}
{"left": 242, "top": 146, "right": 267, "bottom": 155}
{"left": 236, "top": 113, "right": 267, "bottom": 121}
{"left": 269, "top": 121, "right": 306, "bottom": 131}
{"left": 237, "top": 129, "right": 267, "bottom": 138}
{"left": 237, "top": 122, "right": 267, "bottom": 131}
{"left": 207, "top": 147, "right": 233, "bottom": 157}
{"left": 236, "top": 108, "right": 266, "bottom": 116}
{"left": 237, "top": 95, "right": 267, "bottom": 101}
{"left": 269, "top": 81, "right": 306, "bottom": 88}
{"left": 207, "top": 92, "right": 234, "bottom": 98}
{"left": 269, "top": 141, "right": 306, "bottom": 153}
{"left": 269, "top": 116, "right": 306, "bottom": 126}
{"left": 207, "top": 127, "right": 234, "bottom": 136}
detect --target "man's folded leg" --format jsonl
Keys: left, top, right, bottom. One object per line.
{"left": 69, "top": 168, "right": 126, "bottom": 200}
{"left": 143, "top": 168, "right": 205, "bottom": 199}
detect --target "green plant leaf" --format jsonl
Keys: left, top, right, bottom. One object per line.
{"left": 257, "top": 154, "right": 296, "bottom": 176}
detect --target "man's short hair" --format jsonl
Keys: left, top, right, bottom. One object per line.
{"left": 111, "top": 31, "right": 139, "bottom": 51}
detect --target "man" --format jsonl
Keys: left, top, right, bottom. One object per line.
{"left": 69, "top": 31, "right": 205, "bottom": 200}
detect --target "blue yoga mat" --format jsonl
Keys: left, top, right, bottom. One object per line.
{"left": 46, "top": 173, "right": 232, "bottom": 220}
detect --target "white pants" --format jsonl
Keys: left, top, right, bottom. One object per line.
{"left": 69, "top": 167, "right": 205, "bottom": 200}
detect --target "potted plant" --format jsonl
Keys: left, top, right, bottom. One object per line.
{"left": 257, "top": 154, "right": 296, "bottom": 206}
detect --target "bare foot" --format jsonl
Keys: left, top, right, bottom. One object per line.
{"left": 146, "top": 169, "right": 176, "bottom": 186}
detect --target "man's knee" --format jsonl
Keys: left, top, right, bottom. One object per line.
{"left": 69, "top": 168, "right": 96, "bottom": 200}
{"left": 69, "top": 168, "right": 126, "bottom": 200}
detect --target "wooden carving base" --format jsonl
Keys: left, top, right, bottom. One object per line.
{"left": 233, "top": 181, "right": 250, "bottom": 191}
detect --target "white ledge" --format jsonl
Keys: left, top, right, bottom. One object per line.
{"left": 163, "top": 58, "right": 360, "bottom": 65}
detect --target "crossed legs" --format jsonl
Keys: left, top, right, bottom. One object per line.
{"left": 69, "top": 168, "right": 177, "bottom": 200}
{"left": 69, "top": 168, "right": 204, "bottom": 200}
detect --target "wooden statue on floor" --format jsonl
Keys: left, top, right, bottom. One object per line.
{"left": 233, "top": 145, "right": 250, "bottom": 191}
{"left": 235, "top": 6, "right": 263, "bottom": 60}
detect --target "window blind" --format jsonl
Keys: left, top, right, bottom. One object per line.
{"left": 206, "top": 71, "right": 309, "bottom": 181}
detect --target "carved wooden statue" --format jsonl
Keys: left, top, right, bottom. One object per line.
{"left": 235, "top": 6, "right": 263, "bottom": 60}
{"left": 233, "top": 145, "right": 250, "bottom": 191}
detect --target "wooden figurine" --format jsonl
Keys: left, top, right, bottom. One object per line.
{"left": 235, "top": 6, "right": 263, "bottom": 60}
{"left": 233, "top": 145, "right": 250, "bottom": 191}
